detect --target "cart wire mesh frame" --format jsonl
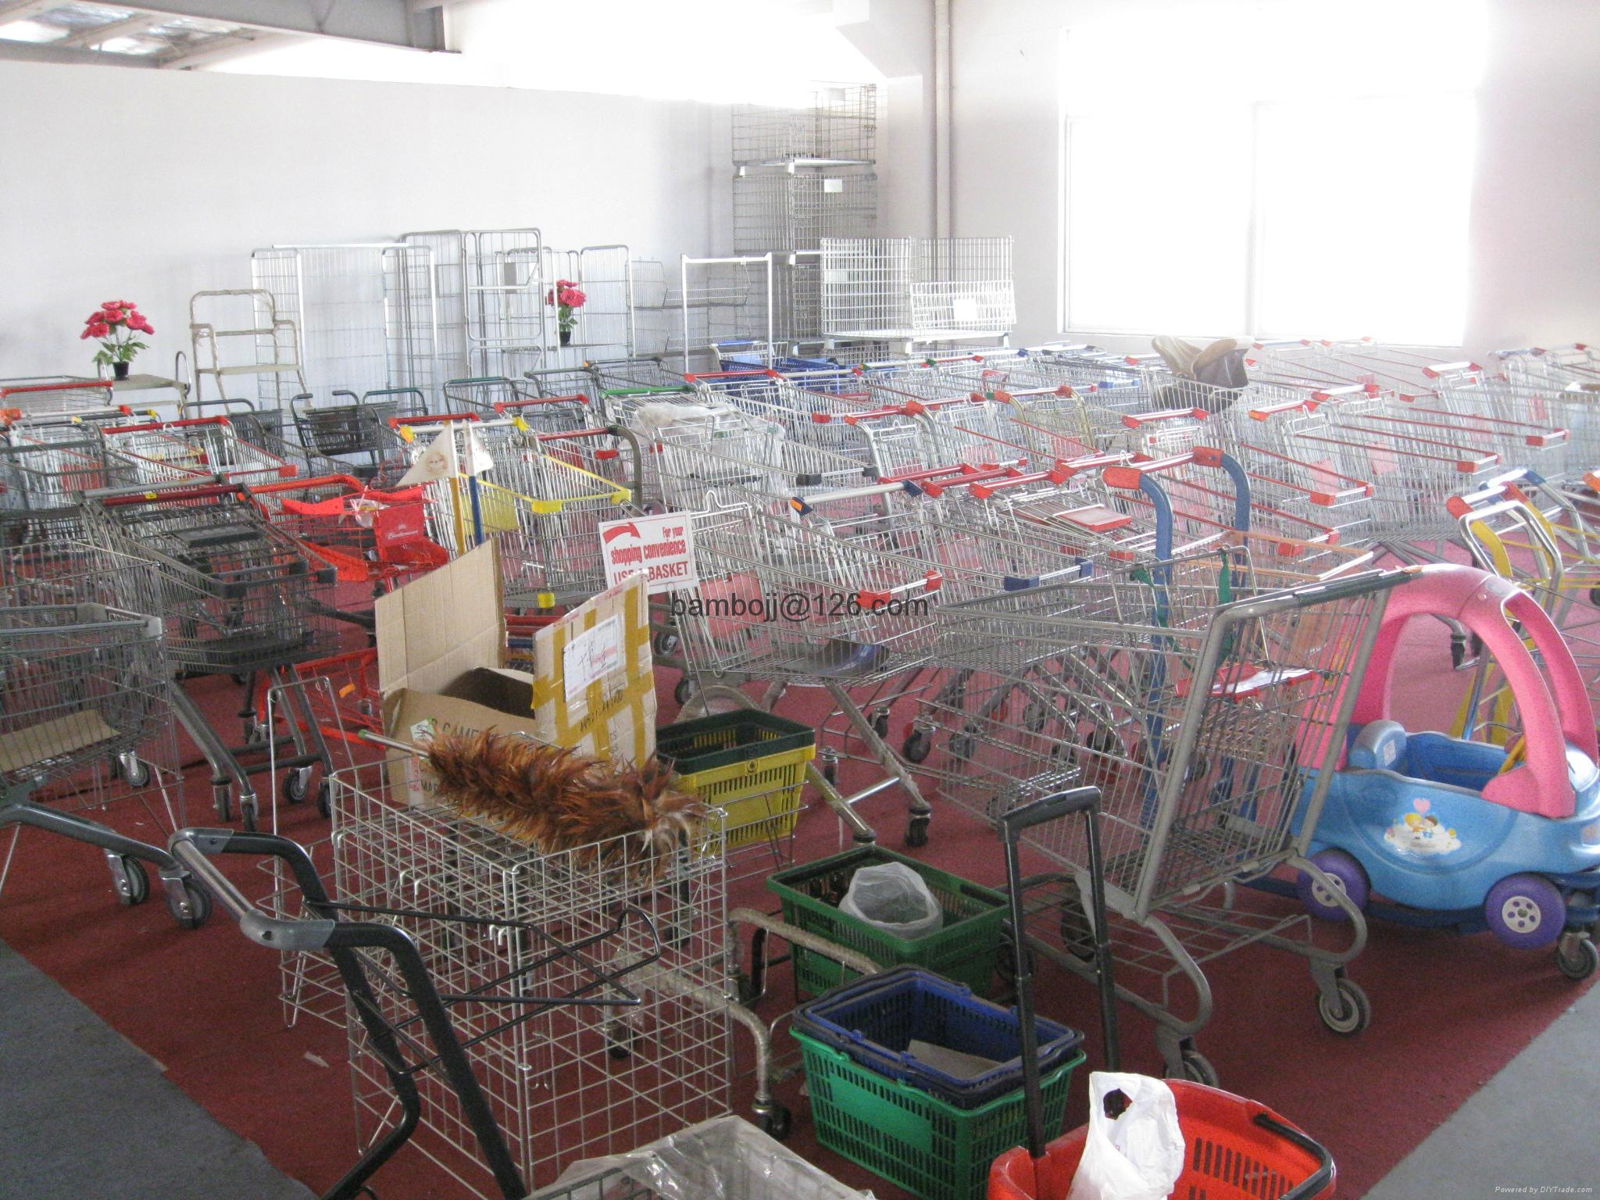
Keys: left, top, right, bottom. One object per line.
{"left": 329, "top": 760, "right": 733, "bottom": 1197}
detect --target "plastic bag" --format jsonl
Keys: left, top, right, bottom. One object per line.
{"left": 1065, "top": 1072, "right": 1186, "bottom": 1200}
{"left": 838, "top": 862, "right": 943, "bottom": 939}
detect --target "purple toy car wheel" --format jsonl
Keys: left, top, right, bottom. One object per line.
{"left": 1297, "top": 849, "right": 1370, "bottom": 921}
{"left": 1483, "top": 873, "right": 1565, "bottom": 949}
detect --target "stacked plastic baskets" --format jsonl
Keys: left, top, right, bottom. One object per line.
{"left": 793, "top": 966, "right": 1086, "bottom": 1200}
{"left": 657, "top": 711, "right": 815, "bottom": 854}
{"left": 766, "top": 844, "right": 1010, "bottom": 996}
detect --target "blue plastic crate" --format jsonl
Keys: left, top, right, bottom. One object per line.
{"left": 793, "top": 965, "right": 1084, "bottom": 1110}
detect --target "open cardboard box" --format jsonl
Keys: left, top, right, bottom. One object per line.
{"left": 376, "top": 540, "right": 655, "bottom": 807}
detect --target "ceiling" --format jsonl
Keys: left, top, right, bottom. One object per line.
{"left": 0, "top": 0, "right": 447, "bottom": 68}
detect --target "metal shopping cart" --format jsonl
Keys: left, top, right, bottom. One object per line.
{"left": 81, "top": 480, "right": 346, "bottom": 831}
{"left": 322, "top": 757, "right": 733, "bottom": 1196}
{"left": 0, "top": 542, "right": 209, "bottom": 927}
{"left": 909, "top": 559, "right": 1416, "bottom": 1078}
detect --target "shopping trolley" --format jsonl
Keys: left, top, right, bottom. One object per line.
{"left": 290, "top": 387, "right": 429, "bottom": 477}
{"left": 82, "top": 480, "right": 345, "bottom": 830}
{"left": 909, "top": 560, "right": 1415, "bottom": 1077}
{"left": 0, "top": 543, "right": 209, "bottom": 927}
{"left": 320, "top": 757, "right": 733, "bottom": 1196}
{"left": 99, "top": 415, "right": 299, "bottom": 486}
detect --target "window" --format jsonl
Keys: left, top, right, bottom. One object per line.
{"left": 1062, "top": 0, "right": 1486, "bottom": 343}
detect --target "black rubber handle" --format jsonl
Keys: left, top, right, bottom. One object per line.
{"left": 999, "top": 787, "right": 1101, "bottom": 840}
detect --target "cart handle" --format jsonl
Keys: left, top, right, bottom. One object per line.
{"left": 965, "top": 467, "right": 1074, "bottom": 499}
{"left": 684, "top": 369, "right": 780, "bottom": 382}
{"left": 902, "top": 395, "right": 988, "bottom": 415}
{"left": 389, "top": 412, "right": 480, "bottom": 428}
{"left": 1102, "top": 447, "right": 1231, "bottom": 490}
{"left": 918, "top": 465, "right": 1030, "bottom": 497}
{"left": 0, "top": 379, "right": 115, "bottom": 399}
{"left": 248, "top": 473, "right": 368, "bottom": 496}
{"left": 1249, "top": 396, "right": 1317, "bottom": 420}
{"left": 88, "top": 480, "right": 238, "bottom": 506}
{"left": 1120, "top": 406, "right": 1208, "bottom": 427}
{"left": 1421, "top": 361, "right": 1482, "bottom": 379}
{"left": 990, "top": 385, "right": 1077, "bottom": 403}
{"left": 104, "top": 414, "right": 234, "bottom": 435}
{"left": 1445, "top": 466, "right": 1543, "bottom": 515}
{"left": 997, "top": 786, "right": 1100, "bottom": 838}
{"left": 1308, "top": 383, "right": 1380, "bottom": 401}
{"left": 787, "top": 480, "right": 919, "bottom": 515}
{"left": 493, "top": 394, "right": 589, "bottom": 415}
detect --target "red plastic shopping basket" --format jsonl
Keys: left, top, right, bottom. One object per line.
{"left": 988, "top": 1079, "right": 1335, "bottom": 1200}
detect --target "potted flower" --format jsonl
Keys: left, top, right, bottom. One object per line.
{"left": 546, "top": 279, "right": 587, "bottom": 347}
{"left": 82, "top": 300, "right": 154, "bottom": 380}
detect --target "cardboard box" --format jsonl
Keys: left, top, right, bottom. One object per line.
{"left": 529, "top": 571, "right": 656, "bottom": 766}
{"left": 377, "top": 541, "right": 545, "bottom": 806}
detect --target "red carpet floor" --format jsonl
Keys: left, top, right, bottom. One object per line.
{"left": 1, "top": 619, "right": 1593, "bottom": 1199}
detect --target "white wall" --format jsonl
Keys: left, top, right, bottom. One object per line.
{"left": 941, "top": 0, "right": 1600, "bottom": 354}
{"left": 0, "top": 59, "right": 725, "bottom": 380}
{"left": 839, "top": 0, "right": 937, "bottom": 237}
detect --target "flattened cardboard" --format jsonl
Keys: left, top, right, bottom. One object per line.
{"left": 531, "top": 572, "right": 656, "bottom": 765}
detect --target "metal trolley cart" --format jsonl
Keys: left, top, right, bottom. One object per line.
{"left": 99, "top": 415, "right": 300, "bottom": 487}
{"left": 81, "top": 480, "right": 344, "bottom": 831}
{"left": 320, "top": 759, "right": 733, "bottom": 1198}
{"left": 0, "top": 543, "right": 209, "bottom": 928}
{"left": 289, "top": 387, "right": 430, "bottom": 478}
{"left": 914, "top": 560, "right": 1415, "bottom": 1079}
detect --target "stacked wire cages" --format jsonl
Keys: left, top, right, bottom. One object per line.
{"left": 328, "top": 759, "right": 732, "bottom": 1198}
{"left": 0, "top": 539, "right": 202, "bottom": 925}
{"left": 250, "top": 243, "right": 440, "bottom": 410}
{"left": 903, "top": 556, "right": 1414, "bottom": 1076}
{"left": 820, "top": 236, "right": 1017, "bottom": 349}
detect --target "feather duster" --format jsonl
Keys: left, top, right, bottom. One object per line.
{"left": 420, "top": 726, "right": 707, "bottom": 873}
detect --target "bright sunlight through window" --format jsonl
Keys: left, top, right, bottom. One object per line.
{"left": 1063, "top": 0, "right": 1486, "bottom": 344}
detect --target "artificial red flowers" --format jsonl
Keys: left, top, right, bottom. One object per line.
{"left": 545, "top": 278, "right": 587, "bottom": 337}
{"left": 81, "top": 299, "right": 154, "bottom": 368}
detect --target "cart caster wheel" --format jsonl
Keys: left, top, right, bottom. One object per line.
{"left": 316, "top": 780, "right": 332, "bottom": 819}
{"left": 1172, "top": 1050, "right": 1219, "bottom": 1088}
{"left": 112, "top": 856, "right": 150, "bottom": 906}
{"left": 904, "top": 816, "right": 929, "bottom": 848}
{"left": 902, "top": 729, "right": 931, "bottom": 763}
{"left": 871, "top": 710, "right": 890, "bottom": 739}
{"left": 1555, "top": 932, "right": 1599, "bottom": 981}
{"left": 949, "top": 730, "right": 976, "bottom": 761}
{"left": 1316, "top": 976, "right": 1371, "bottom": 1036}
{"left": 118, "top": 755, "right": 151, "bottom": 788}
{"left": 282, "top": 766, "right": 314, "bottom": 805}
{"left": 1590, "top": 587, "right": 1600, "bottom": 608}
{"left": 758, "top": 1105, "right": 792, "bottom": 1140}
{"left": 231, "top": 673, "right": 248, "bottom": 687}
{"left": 168, "top": 878, "right": 212, "bottom": 930}
{"left": 653, "top": 631, "right": 680, "bottom": 657}
{"left": 1296, "top": 849, "right": 1369, "bottom": 921}
{"left": 606, "top": 1031, "right": 635, "bottom": 1061}
{"left": 1485, "top": 873, "right": 1565, "bottom": 949}
{"left": 673, "top": 677, "right": 697, "bottom": 706}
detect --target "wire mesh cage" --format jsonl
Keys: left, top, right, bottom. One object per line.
{"left": 820, "top": 237, "right": 1016, "bottom": 345}
{"left": 731, "top": 83, "right": 878, "bottom": 166}
{"left": 733, "top": 165, "right": 878, "bottom": 254}
{"left": 250, "top": 243, "right": 440, "bottom": 403}
{"left": 329, "top": 761, "right": 733, "bottom": 1197}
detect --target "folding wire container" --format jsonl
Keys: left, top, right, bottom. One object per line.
{"left": 328, "top": 759, "right": 732, "bottom": 1197}
{"left": 731, "top": 83, "right": 878, "bottom": 166}
{"left": 820, "top": 237, "right": 1016, "bottom": 345}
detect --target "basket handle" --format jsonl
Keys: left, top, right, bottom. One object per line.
{"left": 1254, "top": 1111, "right": 1335, "bottom": 1200}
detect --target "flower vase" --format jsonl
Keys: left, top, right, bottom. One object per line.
{"left": 112, "top": 361, "right": 131, "bottom": 381}
{"left": 559, "top": 329, "right": 573, "bottom": 348}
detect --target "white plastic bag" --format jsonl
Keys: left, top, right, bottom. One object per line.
{"left": 1065, "top": 1072, "right": 1186, "bottom": 1200}
{"left": 838, "top": 862, "right": 943, "bottom": 939}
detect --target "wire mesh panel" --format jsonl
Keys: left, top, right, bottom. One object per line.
{"left": 679, "top": 257, "right": 774, "bottom": 370}
{"left": 733, "top": 166, "right": 878, "bottom": 254}
{"left": 731, "top": 83, "right": 878, "bottom": 166}
{"left": 250, "top": 243, "right": 440, "bottom": 402}
{"left": 821, "top": 237, "right": 1016, "bottom": 346}
{"left": 331, "top": 762, "right": 731, "bottom": 1197}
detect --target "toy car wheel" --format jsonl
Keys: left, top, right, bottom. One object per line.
{"left": 1296, "top": 849, "right": 1369, "bottom": 921}
{"left": 1555, "top": 932, "right": 1598, "bottom": 981}
{"left": 1484, "top": 873, "right": 1565, "bottom": 949}
{"left": 1316, "top": 976, "right": 1372, "bottom": 1036}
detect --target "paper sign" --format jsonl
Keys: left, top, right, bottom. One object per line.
{"left": 597, "top": 512, "right": 698, "bottom": 591}
{"left": 563, "top": 614, "right": 622, "bottom": 702}
{"left": 397, "top": 427, "right": 459, "bottom": 486}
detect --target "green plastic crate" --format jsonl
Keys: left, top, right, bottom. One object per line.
{"left": 794, "top": 1029, "right": 1082, "bottom": 1200}
{"left": 766, "top": 846, "right": 1007, "bottom": 996}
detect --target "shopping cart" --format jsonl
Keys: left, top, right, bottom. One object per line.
{"left": 910, "top": 560, "right": 1415, "bottom": 1077}
{"left": 82, "top": 480, "right": 345, "bottom": 830}
{"left": 0, "top": 543, "right": 209, "bottom": 928}
{"left": 99, "top": 415, "right": 300, "bottom": 486}
{"left": 289, "top": 387, "right": 429, "bottom": 478}
{"left": 321, "top": 757, "right": 732, "bottom": 1196}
